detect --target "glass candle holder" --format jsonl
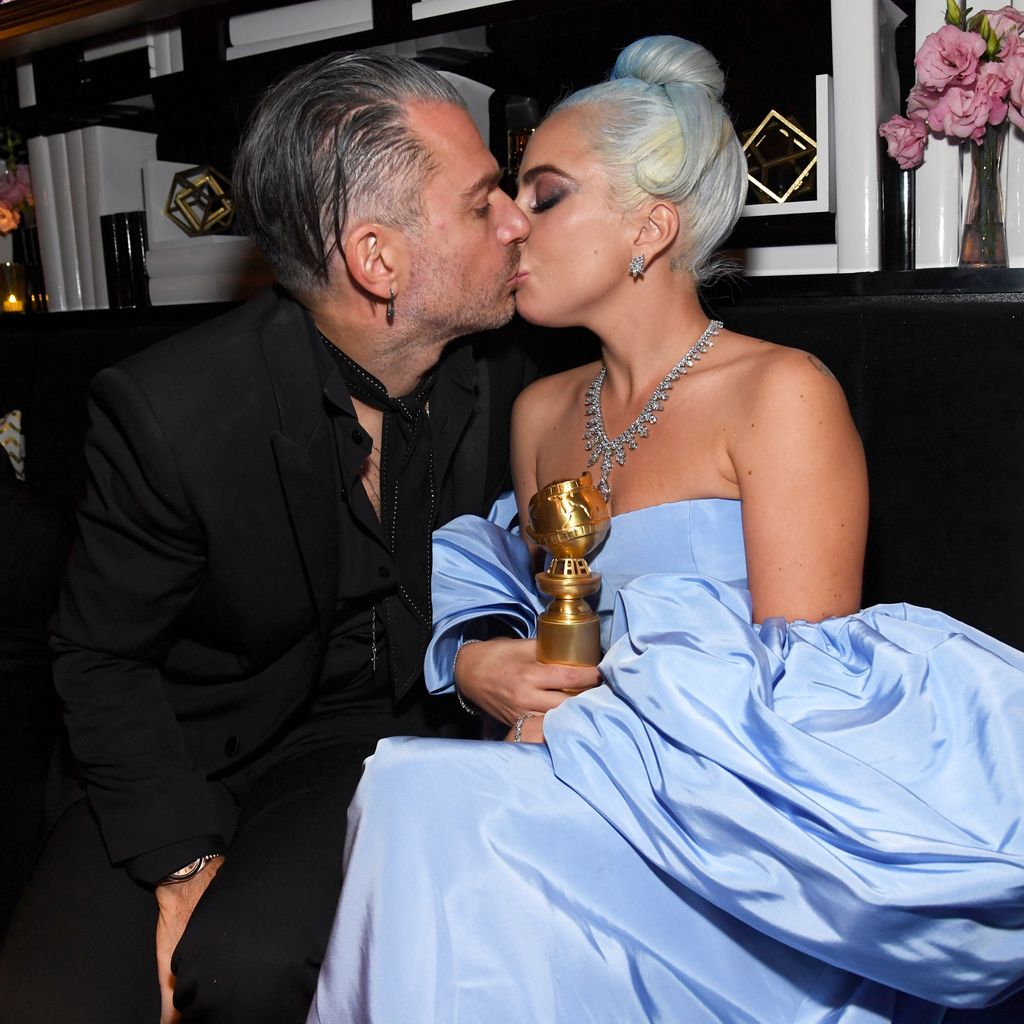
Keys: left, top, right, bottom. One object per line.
{"left": 1, "top": 262, "right": 27, "bottom": 314}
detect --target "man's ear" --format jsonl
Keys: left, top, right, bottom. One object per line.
{"left": 632, "top": 201, "right": 680, "bottom": 262}
{"left": 342, "top": 224, "right": 405, "bottom": 300}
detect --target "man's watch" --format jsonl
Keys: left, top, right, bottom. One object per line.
{"left": 157, "top": 853, "right": 221, "bottom": 886}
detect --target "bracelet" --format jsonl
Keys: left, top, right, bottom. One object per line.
{"left": 513, "top": 712, "right": 536, "bottom": 742}
{"left": 157, "top": 853, "right": 222, "bottom": 886}
{"left": 453, "top": 638, "right": 483, "bottom": 717}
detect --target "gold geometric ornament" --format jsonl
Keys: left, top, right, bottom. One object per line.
{"left": 742, "top": 110, "right": 818, "bottom": 205}
{"left": 164, "top": 165, "right": 235, "bottom": 237}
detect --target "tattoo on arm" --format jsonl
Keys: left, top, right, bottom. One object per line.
{"left": 808, "top": 355, "right": 837, "bottom": 380}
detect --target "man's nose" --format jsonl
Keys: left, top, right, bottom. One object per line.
{"left": 495, "top": 190, "right": 530, "bottom": 245}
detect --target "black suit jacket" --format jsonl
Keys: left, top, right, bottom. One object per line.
{"left": 51, "top": 288, "right": 532, "bottom": 872}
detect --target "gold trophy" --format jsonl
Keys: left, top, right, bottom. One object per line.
{"left": 526, "top": 473, "right": 611, "bottom": 668}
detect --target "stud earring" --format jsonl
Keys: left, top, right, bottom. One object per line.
{"left": 628, "top": 254, "right": 646, "bottom": 279}
{"left": 386, "top": 287, "right": 395, "bottom": 321}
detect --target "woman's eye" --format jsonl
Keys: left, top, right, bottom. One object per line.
{"left": 474, "top": 203, "right": 491, "bottom": 218}
{"left": 530, "top": 189, "right": 564, "bottom": 214}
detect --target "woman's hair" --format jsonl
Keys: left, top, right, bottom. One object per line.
{"left": 553, "top": 36, "right": 747, "bottom": 286}
{"left": 233, "top": 52, "right": 464, "bottom": 296}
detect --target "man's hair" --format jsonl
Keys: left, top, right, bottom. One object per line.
{"left": 234, "top": 51, "right": 465, "bottom": 295}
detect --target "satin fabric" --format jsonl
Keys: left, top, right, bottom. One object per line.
{"left": 308, "top": 499, "right": 1024, "bottom": 1024}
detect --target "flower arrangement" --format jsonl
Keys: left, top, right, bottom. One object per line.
{"left": 0, "top": 127, "right": 32, "bottom": 236}
{"left": 879, "top": 2, "right": 1024, "bottom": 170}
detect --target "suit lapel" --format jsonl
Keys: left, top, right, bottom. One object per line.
{"left": 261, "top": 300, "right": 338, "bottom": 638}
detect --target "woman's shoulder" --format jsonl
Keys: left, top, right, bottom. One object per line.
{"left": 514, "top": 361, "right": 600, "bottom": 417}
{"left": 717, "top": 332, "right": 849, "bottom": 415}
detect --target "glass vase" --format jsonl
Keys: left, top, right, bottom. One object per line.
{"left": 959, "top": 121, "right": 1008, "bottom": 269}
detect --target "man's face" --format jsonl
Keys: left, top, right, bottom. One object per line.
{"left": 401, "top": 102, "right": 529, "bottom": 338}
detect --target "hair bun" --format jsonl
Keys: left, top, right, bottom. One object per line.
{"left": 611, "top": 35, "right": 725, "bottom": 100}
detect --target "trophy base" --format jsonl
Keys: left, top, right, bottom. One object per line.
{"left": 536, "top": 614, "right": 601, "bottom": 670}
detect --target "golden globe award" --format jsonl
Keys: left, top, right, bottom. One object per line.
{"left": 526, "top": 472, "right": 611, "bottom": 668}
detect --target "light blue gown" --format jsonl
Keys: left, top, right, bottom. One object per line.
{"left": 308, "top": 500, "right": 1024, "bottom": 1024}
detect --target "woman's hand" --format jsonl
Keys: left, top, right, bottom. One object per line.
{"left": 504, "top": 712, "right": 546, "bottom": 744}
{"left": 455, "top": 637, "right": 600, "bottom": 725}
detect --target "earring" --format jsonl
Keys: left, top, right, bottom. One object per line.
{"left": 628, "top": 254, "right": 646, "bottom": 279}
{"left": 386, "top": 287, "right": 395, "bottom": 321}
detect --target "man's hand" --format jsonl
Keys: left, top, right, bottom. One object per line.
{"left": 456, "top": 637, "right": 600, "bottom": 725}
{"left": 155, "top": 855, "right": 223, "bottom": 1024}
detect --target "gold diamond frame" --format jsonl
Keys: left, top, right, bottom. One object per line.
{"left": 743, "top": 109, "right": 818, "bottom": 205}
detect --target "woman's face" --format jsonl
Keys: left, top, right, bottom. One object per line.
{"left": 513, "top": 108, "right": 634, "bottom": 328}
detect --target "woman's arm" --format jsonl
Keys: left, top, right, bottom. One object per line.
{"left": 454, "top": 378, "right": 601, "bottom": 727}
{"left": 729, "top": 348, "right": 868, "bottom": 623}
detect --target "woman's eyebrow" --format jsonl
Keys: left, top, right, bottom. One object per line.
{"left": 519, "top": 163, "right": 572, "bottom": 186}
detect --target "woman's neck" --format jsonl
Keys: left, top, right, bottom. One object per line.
{"left": 591, "top": 286, "right": 712, "bottom": 404}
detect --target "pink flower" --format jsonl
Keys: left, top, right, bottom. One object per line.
{"left": 14, "top": 164, "right": 32, "bottom": 206}
{"left": 977, "top": 60, "right": 1014, "bottom": 124}
{"left": 1006, "top": 52, "right": 1024, "bottom": 127}
{"left": 0, "top": 201, "right": 19, "bottom": 234}
{"left": 982, "top": 7, "right": 1024, "bottom": 57}
{"left": 925, "top": 83, "right": 994, "bottom": 141}
{"left": 879, "top": 115, "right": 929, "bottom": 169}
{"left": 915, "top": 25, "right": 986, "bottom": 90}
{"left": 906, "top": 84, "right": 940, "bottom": 120}
{"left": 0, "top": 165, "right": 32, "bottom": 211}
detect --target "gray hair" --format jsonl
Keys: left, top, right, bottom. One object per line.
{"left": 554, "top": 36, "right": 747, "bottom": 286}
{"left": 234, "top": 51, "right": 466, "bottom": 295}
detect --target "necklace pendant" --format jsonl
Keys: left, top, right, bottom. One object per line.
{"left": 580, "top": 319, "right": 723, "bottom": 504}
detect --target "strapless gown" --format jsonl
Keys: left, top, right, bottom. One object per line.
{"left": 307, "top": 499, "right": 1024, "bottom": 1024}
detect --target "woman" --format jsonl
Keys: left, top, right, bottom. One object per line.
{"left": 307, "top": 36, "right": 1024, "bottom": 1024}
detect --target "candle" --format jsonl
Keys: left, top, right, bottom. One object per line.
{"left": 3, "top": 292, "right": 23, "bottom": 313}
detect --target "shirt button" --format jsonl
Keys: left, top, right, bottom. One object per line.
{"left": 224, "top": 736, "right": 240, "bottom": 757}
{"left": 377, "top": 564, "right": 391, "bottom": 578}
{"left": 351, "top": 428, "right": 364, "bottom": 444}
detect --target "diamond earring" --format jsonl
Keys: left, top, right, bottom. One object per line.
{"left": 628, "top": 254, "right": 646, "bottom": 279}
{"left": 386, "top": 287, "right": 396, "bottom": 321}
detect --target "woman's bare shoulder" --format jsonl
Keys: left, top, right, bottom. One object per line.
{"left": 514, "top": 362, "right": 600, "bottom": 420}
{"left": 719, "top": 332, "right": 849, "bottom": 411}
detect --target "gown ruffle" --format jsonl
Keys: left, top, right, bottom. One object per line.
{"left": 308, "top": 500, "right": 1024, "bottom": 1024}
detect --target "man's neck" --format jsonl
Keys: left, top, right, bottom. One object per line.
{"left": 312, "top": 311, "right": 444, "bottom": 398}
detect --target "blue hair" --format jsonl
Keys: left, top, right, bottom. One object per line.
{"left": 553, "top": 36, "right": 747, "bottom": 285}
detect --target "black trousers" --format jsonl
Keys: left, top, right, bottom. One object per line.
{"left": 0, "top": 738, "right": 375, "bottom": 1024}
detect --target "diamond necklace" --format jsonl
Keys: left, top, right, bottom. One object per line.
{"left": 583, "top": 319, "right": 723, "bottom": 502}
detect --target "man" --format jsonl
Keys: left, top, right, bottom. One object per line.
{"left": 0, "top": 52, "right": 530, "bottom": 1023}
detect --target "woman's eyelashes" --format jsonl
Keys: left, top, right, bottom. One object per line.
{"left": 530, "top": 187, "right": 565, "bottom": 213}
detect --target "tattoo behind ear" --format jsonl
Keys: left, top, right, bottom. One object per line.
{"left": 808, "top": 355, "right": 836, "bottom": 381}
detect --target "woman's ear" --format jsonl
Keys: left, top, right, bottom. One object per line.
{"left": 342, "top": 224, "right": 405, "bottom": 301}
{"left": 632, "top": 201, "right": 680, "bottom": 262}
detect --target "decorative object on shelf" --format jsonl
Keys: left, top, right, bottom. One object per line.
{"left": 0, "top": 127, "right": 33, "bottom": 238}
{"left": 100, "top": 211, "right": 149, "bottom": 308}
{"left": 961, "top": 116, "right": 1008, "bottom": 266}
{"left": 9, "top": 215, "right": 45, "bottom": 312}
{"left": 744, "top": 109, "right": 818, "bottom": 205}
{"left": 164, "top": 165, "right": 235, "bottom": 237}
{"left": 879, "top": 2, "right": 1024, "bottom": 268}
{"left": 0, "top": 408, "right": 25, "bottom": 481}
{"left": 1, "top": 261, "right": 27, "bottom": 314}
{"left": 505, "top": 95, "right": 539, "bottom": 183}
{"left": 0, "top": 128, "right": 37, "bottom": 307}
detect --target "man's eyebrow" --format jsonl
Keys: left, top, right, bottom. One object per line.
{"left": 461, "top": 168, "right": 503, "bottom": 200}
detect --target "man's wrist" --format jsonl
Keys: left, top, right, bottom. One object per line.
{"left": 157, "top": 853, "right": 223, "bottom": 886}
